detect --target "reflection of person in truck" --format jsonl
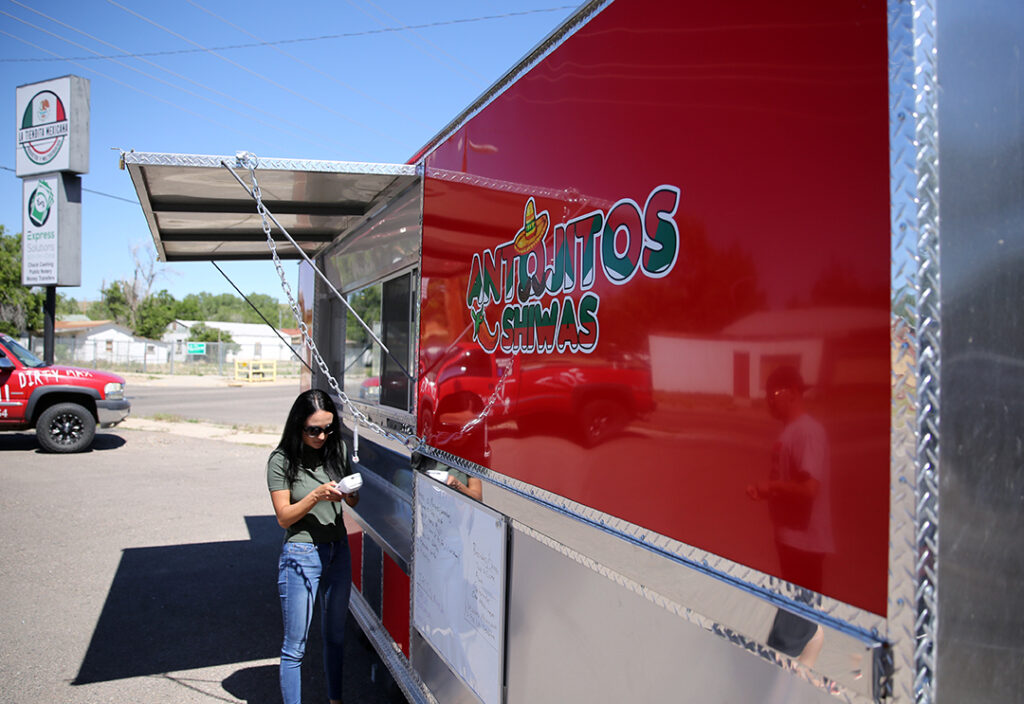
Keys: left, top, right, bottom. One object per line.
{"left": 747, "top": 365, "right": 834, "bottom": 667}
{"left": 411, "top": 451, "right": 483, "bottom": 500}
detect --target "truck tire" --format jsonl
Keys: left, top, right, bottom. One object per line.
{"left": 579, "top": 397, "right": 628, "bottom": 447}
{"left": 36, "top": 402, "right": 96, "bottom": 453}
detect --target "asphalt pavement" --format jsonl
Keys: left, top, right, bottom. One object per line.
{"left": 125, "top": 375, "right": 300, "bottom": 430}
{"left": 0, "top": 374, "right": 407, "bottom": 704}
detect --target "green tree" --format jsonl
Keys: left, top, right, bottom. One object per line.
{"left": 239, "top": 292, "right": 281, "bottom": 325}
{"left": 87, "top": 244, "right": 164, "bottom": 333}
{"left": 171, "top": 291, "right": 283, "bottom": 325}
{"left": 89, "top": 280, "right": 132, "bottom": 325}
{"left": 174, "top": 293, "right": 202, "bottom": 320}
{"left": 0, "top": 226, "right": 44, "bottom": 335}
{"left": 56, "top": 293, "right": 81, "bottom": 317}
{"left": 135, "top": 289, "right": 178, "bottom": 339}
{"left": 346, "top": 284, "right": 381, "bottom": 343}
{"left": 188, "top": 322, "right": 234, "bottom": 343}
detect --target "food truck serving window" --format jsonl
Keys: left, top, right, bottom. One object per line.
{"left": 380, "top": 272, "right": 414, "bottom": 409}
{"left": 342, "top": 271, "right": 416, "bottom": 413}
{"left": 311, "top": 181, "right": 422, "bottom": 415}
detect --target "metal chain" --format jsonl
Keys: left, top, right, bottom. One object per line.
{"left": 237, "top": 152, "right": 418, "bottom": 450}
{"left": 234, "top": 151, "right": 512, "bottom": 455}
{"left": 429, "top": 359, "right": 513, "bottom": 445}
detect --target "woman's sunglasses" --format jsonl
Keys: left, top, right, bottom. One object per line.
{"left": 303, "top": 425, "right": 334, "bottom": 438}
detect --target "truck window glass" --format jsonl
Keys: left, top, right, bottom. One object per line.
{"left": 380, "top": 273, "right": 413, "bottom": 410}
{"left": 0, "top": 335, "right": 46, "bottom": 368}
{"left": 343, "top": 282, "right": 382, "bottom": 404}
{"left": 340, "top": 271, "right": 415, "bottom": 412}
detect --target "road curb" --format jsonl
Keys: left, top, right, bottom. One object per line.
{"left": 119, "top": 417, "right": 279, "bottom": 447}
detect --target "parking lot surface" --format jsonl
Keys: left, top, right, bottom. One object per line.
{"left": 0, "top": 418, "right": 406, "bottom": 704}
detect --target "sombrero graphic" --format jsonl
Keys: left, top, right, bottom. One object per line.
{"left": 512, "top": 198, "right": 549, "bottom": 254}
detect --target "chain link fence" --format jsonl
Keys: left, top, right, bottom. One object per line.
{"left": 27, "top": 338, "right": 305, "bottom": 378}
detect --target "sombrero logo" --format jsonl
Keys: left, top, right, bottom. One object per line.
{"left": 466, "top": 185, "right": 681, "bottom": 355}
{"left": 18, "top": 90, "right": 69, "bottom": 166}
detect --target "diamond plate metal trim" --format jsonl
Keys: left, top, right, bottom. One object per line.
{"left": 349, "top": 588, "right": 437, "bottom": 704}
{"left": 513, "top": 521, "right": 869, "bottom": 703}
{"left": 886, "top": 1, "right": 941, "bottom": 702}
{"left": 427, "top": 167, "right": 615, "bottom": 212}
{"left": 414, "top": 0, "right": 613, "bottom": 162}
{"left": 121, "top": 150, "right": 419, "bottom": 176}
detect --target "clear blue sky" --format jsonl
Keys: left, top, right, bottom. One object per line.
{"left": 0, "top": 0, "right": 577, "bottom": 306}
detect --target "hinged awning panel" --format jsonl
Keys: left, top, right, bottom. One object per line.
{"left": 122, "top": 151, "right": 420, "bottom": 262}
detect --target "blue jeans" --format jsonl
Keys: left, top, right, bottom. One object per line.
{"left": 277, "top": 540, "right": 352, "bottom": 704}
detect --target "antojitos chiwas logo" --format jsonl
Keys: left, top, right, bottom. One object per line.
{"left": 466, "top": 185, "right": 681, "bottom": 355}
{"left": 18, "top": 90, "right": 69, "bottom": 166}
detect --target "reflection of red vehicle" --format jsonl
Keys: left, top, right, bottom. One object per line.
{"left": 417, "top": 342, "right": 654, "bottom": 447}
{"left": 417, "top": 343, "right": 501, "bottom": 439}
{"left": 511, "top": 357, "right": 655, "bottom": 446}
{"left": 358, "top": 375, "right": 380, "bottom": 401}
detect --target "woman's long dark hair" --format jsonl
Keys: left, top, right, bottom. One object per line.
{"left": 275, "top": 389, "right": 348, "bottom": 484}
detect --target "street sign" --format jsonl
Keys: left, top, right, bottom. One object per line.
{"left": 186, "top": 342, "right": 206, "bottom": 355}
{"left": 21, "top": 173, "right": 81, "bottom": 286}
{"left": 16, "top": 76, "right": 90, "bottom": 177}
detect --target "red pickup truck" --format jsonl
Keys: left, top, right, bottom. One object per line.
{"left": 0, "top": 333, "right": 130, "bottom": 452}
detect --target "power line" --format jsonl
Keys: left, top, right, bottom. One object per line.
{"left": 185, "top": 0, "right": 431, "bottom": 129}
{"left": 346, "top": 0, "right": 482, "bottom": 85}
{"left": 0, "top": 7, "right": 576, "bottom": 63}
{"left": 104, "top": 0, "right": 398, "bottom": 151}
{"left": 83, "top": 188, "right": 137, "bottom": 204}
{"left": 3, "top": 2, "right": 351, "bottom": 154}
{"left": 2, "top": 165, "right": 138, "bottom": 204}
{"left": 0, "top": 29, "right": 279, "bottom": 151}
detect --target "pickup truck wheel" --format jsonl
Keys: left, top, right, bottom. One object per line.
{"left": 579, "top": 398, "right": 628, "bottom": 447}
{"left": 36, "top": 402, "right": 96, "bottom": 453}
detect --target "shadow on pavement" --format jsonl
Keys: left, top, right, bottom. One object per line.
{"left": 221, "top": 623, "right": 406, "bottom": 704}
{"left": 0, "top": 432, "right": 125, "bottom": 453}
{"left": 0, "top": 432, "right": 38, "bottom": 451}
{"left": 74, "top": 515, "right": 408, "bottom": 703}
{"left": 87, "top": 433, "right": 128, "bottom": 451}
{"left": 74, "top": 515, "right": 282, "bottom": 685}
{"left": 221, "top": 664, "right": 279, "bottom": 704}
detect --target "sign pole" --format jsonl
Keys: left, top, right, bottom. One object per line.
{"left": 16, "top": 75, "right": 89, "bottom": 344}
{"left": 43, "top": 286, "right": 56, "bottom": 364}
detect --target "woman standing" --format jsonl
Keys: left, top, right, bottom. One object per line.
{"left": 267, "top": 389, "right": 359, "bottom": 704}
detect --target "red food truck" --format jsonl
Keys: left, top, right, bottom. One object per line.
{"left": 123, "top": 0, "right": 1023, "bottom": 701}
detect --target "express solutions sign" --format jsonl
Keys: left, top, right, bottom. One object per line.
{"left": 15, "top": 76, "right": 90, "bottom": 177}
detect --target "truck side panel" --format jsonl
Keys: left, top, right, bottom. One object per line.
{"left": 420, "top": 0, "right": 891, "bottom": 615}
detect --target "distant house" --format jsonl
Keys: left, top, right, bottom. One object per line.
{"left": 649, "top": 307, "right": 883, "bottom": 400}
{"left": 47, "top": 319, "right": 170, "bottom": 364}
{"left": 164, "top": 320, "right": 297, "bottom": 362}
{"left": 281, "top": 328, "right": 303, "bottom": 346}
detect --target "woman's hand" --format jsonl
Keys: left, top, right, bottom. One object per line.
{"left": 445, "top": 475, "right": 483, "bottom": 500}
{"left": 314, "top": 482, "right": 346, "bottom": 502}
{"left": 270, "top": 482, "right": 351, "bottom": 530}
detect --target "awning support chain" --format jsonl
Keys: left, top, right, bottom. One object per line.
{"left": 222, "top": 150, "right": 514, "bottom": 457}
{"left": 429, "top": 358, "right": 514, "bottom": 445}
{"left": 222, "top": 152, "right": 413, "bottom": 382}
{"left": 222, "top": 152, "right": 421, "bottom": 451}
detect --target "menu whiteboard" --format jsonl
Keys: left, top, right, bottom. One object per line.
{"left": 413, "top": 472, "right": 507, "bottom": 704}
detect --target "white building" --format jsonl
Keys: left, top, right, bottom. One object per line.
{"left": 51, "top": 320, "right": 171, "bottom": 364}
{"left": 164, "top": 320, "right": 298, "bottom": 362}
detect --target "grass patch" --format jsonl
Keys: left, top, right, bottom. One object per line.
{"left": 149, "top": 412, "right": 203, "bottom": 424}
